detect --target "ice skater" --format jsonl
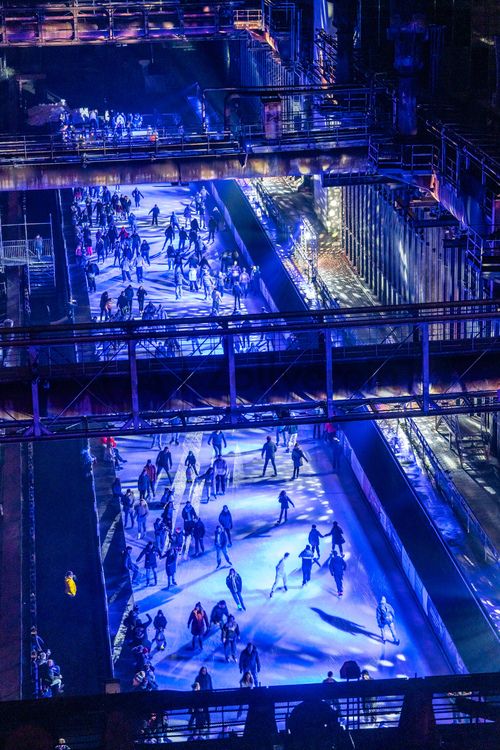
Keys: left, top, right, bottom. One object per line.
{"left": 156, "top": 445, "right": 173, "bottom": 485}
{"left": 328, "top": 550, "right": 346, "bottom": 596}
{"left": 193, "top": 516, "right": 205, "bottom": 557}
{"left": 222, "top": 615, "right": 240, "bottom": 662}
{"left": 185, "top": 450, "right": 199, "bottom": 481}
{"left": 299, "top": 544, "right": 315, "bottom": 586}
{"left": 152, "top": 609, "right": 167, "bottom": 650}
{"left": 291, "top": 442, "right": 308, "bottom": 479}
{"left": 214, "top": 524, "right": 232, "bottom": 568}
{"left": 218, "top": 505, "right": 233, "bottom": 546}
{"left": 376, "top": 596, "right": 400, "bottom": 644}
{"left": 239, "top": 643, "right": 261, "bottom": 687}
{"left": 187, "top": 602, "right": 209, "bottom": 650}
{"left": 199, "top": 463, "right": 216, "bottom": 502}
{"left": 308, "top": 524, "right": 324, "bottom": 559}
{"left": 214, "top": 454, "right": 228, "bottom": 495}
{"left": 269, "top": 552, "right": 290, "bottom": 597}
{"left": 162, "top": 544, "right": 178, "bottom": 589}
{"left": 276, "top": 490, "right": 294, "bottom": 525}
{"left": 208, "top": 429, "right": 227, "bottom": 457}
{"left": 261, "top": 435, "right": 277, "bottom": 476}
{"left": 132, "top": 187, "right": 144, "bottom": 207}
{"left": 210, "top": 600, "right": 229, "bottom": 630}
{"left": 136, "top": 541, "right": 160, "bottom": 587}
{"left": 226, "top": 567, "right": 246, "bottom": 611}
{"left": 182, "top": 500, "right": 198, "bottom": 556}
{"left": 324, "top": 520, "right": 346, "bottom": 556}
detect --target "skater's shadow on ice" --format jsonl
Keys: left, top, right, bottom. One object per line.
{"left": 311, "top": 608, "right": 380, "bottom": 641}
{"left": 242, "top": 527, "right": 273, "bottom": 540}
{"left": 162, "top": 642, "right": 205, "bottom": 662}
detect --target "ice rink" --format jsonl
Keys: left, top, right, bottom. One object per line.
{"left": 86, "top": 182, "right": 263, "bottom": 323}
{"left": 111, "top": 426, "right": 450, "bottom": 691}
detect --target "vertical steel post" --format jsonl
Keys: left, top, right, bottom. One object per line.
{"left": 29, "top": 346, "right": 42, "bottom": 437}
{"left": 227, "top": 333, "right": 237, "bottom": 423}
{"left": 421, "top": 322, "right": 430, "bottom": 413}
{"left": 128, "top": 339, "right": 141, "bottom": 429}
{"left": 324, "top": 329, "right": 334, "bottom": 418}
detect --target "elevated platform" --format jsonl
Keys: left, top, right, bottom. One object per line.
{"left": 0, "top": 1, "right": 265, "bottom": 47}
{"left": 0, "top": 132, "right": 373, "bottom": 190}
{"left": 0, "top": 673, "right": 499, "bottom": 748}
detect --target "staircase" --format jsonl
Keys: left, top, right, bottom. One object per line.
{"left": 0, "top": 239, "right": 55, "bottom": 296}
{"left": 28, "top": 258, "right": 56, "bottom": 296}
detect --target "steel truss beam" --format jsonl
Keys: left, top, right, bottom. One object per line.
{"left": 0, "top": 392, "right": 499, "bottom": 444}
{"left": 0, "top": 1, "right": 266, "bottom": 48}
{"left": 0, "top": 300, "right": 498, "bottom": 444}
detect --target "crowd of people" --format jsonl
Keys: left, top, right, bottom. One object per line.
{"left": 123, "top": 596, "right": 263, "bottom": 696}
{"left": 109, "top": 420, "right": 402, "bottom": 700}
{"left": 58, "top": 107, "right": 158, "bottom": 145}
{"left": 66, "top": 181, "right": 281, "bottom": 362}
{"left": 30, "top": 626, "right": 65, "bottom": 699}
{"left": 64, "top": 181, "right": 405, "bottom": 700}
{"left": 69, "top": 183, "right": 264, "bottom": 344}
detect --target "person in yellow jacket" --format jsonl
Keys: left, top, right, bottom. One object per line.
{"left": 64, "top": 571, "right": 77, "bottom": 597}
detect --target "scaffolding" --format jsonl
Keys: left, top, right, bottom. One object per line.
{"left": 0, "top": 215, "right": 55, "bottom": 293}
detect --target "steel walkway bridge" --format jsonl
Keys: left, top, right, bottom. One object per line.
{"left": 0, "top": 300, "right": 499, "bottom": 443}
{"left": 0, "top": 0, "right": 266, "bottom": 47}
{"left": 0, "top": 83, "right": 386, "bottom": 189}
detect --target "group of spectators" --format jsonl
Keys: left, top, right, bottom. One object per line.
{"left": 58, "top": 107, "right": 153, "bottom": 144}
{"left": 30, "top": 626, "right": 65, "bottom": 699}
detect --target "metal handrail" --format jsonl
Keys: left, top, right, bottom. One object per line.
{"left": 405, "top": 417, "right": 498, "bottom": 562}
{"left": 0, "top": 117, "right": 372, "bottom": 144}
{"left": 1, "top": 298, "right": 499, "bottom": 343}
{"left": 1, "top": 673, "right": 499, "bottom": 743}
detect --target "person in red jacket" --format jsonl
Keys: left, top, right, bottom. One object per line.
{"left": 187, "top": 602, "right": 209, "bottom": 650}
{"left": 143, "top": 459, "right": 157, "bottom": 499}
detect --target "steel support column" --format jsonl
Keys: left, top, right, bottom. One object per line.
{"left": 227, "top": 333, "right": 238, "bottom": 423}
{"left": 421, "top": 322, "right": 430, "bottom": 413}
{"left": 26, "top": 346, "right": 50, "bottom": 437}
{"left": 324, "top": 328, "right": 334, "bottom": 418}
{"left": 124, "top": 339, "right": 149, "bottom": 430}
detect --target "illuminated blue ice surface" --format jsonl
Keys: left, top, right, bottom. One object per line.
{"left": 112, "top": 427, "right": 450, "bottom": 690}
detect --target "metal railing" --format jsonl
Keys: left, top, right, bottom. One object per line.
{"left": 1, "top": 298, "right": 499, "bottom": 350}
{"left": 466, "top": 225, "right": 500, "bottom": 272}
{"left": 0, "top": 238, "right": 52, "bottom": 264}
{"left": 135, "top": 687, "right": 494, "bottom": 743}
{"left": 369, "top": 140, "right": 439, "bottom": 174}
{"left": 0, "top": 300, "right": 499, "bottom": 442}
{"left": 1, "top": 674, "right": 499, "bottom": 748}
{"left": 0, "top": 121, "right": 376, "bottom": 168}
{"left": 404, "top": 417, "right": 498, "bottom": 562}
